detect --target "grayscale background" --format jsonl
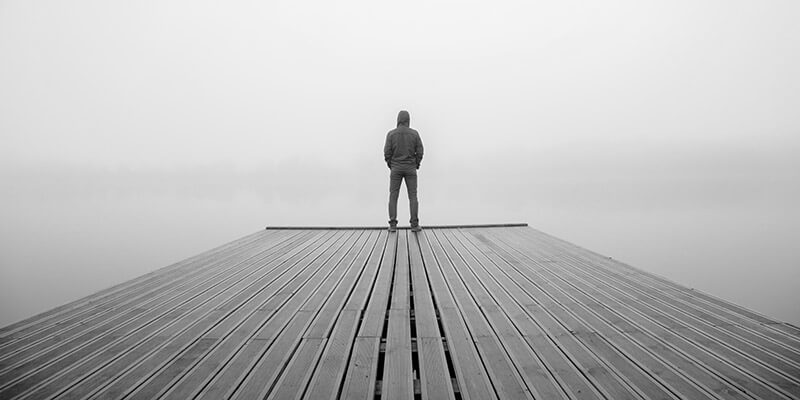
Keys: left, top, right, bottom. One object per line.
{"left": 1, "top": 0, "right": 798, "bottom": 327}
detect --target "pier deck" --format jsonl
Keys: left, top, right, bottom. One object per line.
{"left": 1, "top": 225, "right": 798, "bottom": 399}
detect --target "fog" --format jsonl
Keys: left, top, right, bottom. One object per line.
{"left": 1, "top": 0, "right": 799, "bottom": 327}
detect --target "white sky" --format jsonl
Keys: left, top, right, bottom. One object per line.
{"left": 2, "top": 0, "right": 798, "bottom": 172}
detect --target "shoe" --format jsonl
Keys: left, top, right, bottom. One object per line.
{"left": 388, "top": 225, "right": 397, "bottom": 232}
{"left": 411, "top": 225, "right": 422, "bottom": 233}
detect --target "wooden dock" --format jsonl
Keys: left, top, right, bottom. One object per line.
{"left": 1, "top": 225, "right": 798, "bottom": 399}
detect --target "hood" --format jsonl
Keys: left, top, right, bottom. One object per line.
{"left": 397, "top": 110, "right": 410, "bottom": 127}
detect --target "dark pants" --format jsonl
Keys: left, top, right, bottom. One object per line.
{"left": 388, "top": 165, "right": 418, "bottom": 226}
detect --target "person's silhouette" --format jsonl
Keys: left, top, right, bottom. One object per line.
{"left": 384, "top": 110, "right": 424, "bottom": 232}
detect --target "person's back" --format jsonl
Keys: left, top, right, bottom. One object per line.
{"left": 384, "top": 110, "right": 424, "bottom": 232}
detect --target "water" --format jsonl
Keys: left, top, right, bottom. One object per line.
{"left": 1, "top": 167, "right": 798, "bottom": 328}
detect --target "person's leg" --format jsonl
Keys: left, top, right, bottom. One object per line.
{"left": 404, "top": 168, "right": 419, "bottom": 227}
{"left": 388, "top": 168, "right": 402, "bottom": 228}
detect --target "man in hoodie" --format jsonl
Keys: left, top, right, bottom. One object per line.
{"left": 384, "top": 110, "right": 424, "bottom": 232}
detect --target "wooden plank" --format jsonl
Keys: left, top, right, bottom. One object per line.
{"left": 0, "top": 229, "right": 298, "bottom": 379}
{"left": 212, "top": 231, "right": 340, "bottom": 312}
{"left": 192, "top": 231, "right": 360, "bottom": 400}
{"left": 304, "top": 310, "right": 360, "bottom": 400}
{"left": 0, "top": 230, "right": 281, "bottom": 347}
{"left": 230, "top": 310, "right": 318, "bottom": 400}
{"left": 7, "top": 225, "right": 799, "bottom": 400}
{"left": 195, "top": 232, "right": 371, "bottom": 400}
{"left": 482, "top": 229, "right": 759, "bottom": 400}
{"left": 0, "top": 332, "right": 121, "bottom": 399}
{"left": 382, "top": 309, "right": 413, "bottom": 400}
{"left": 482, "top": 227, "right": 788, "bottom": 400}
{"left": 468, "top": 228, "right": 698, "bottom": 400}
{"left": 79, "top": 231, "right": 344, "bottom": 400}
{"left": 391, "top": 230, "right": 410, "bottom": 311}
{"left": 455, "top": 229, "right": 641, "bottom": 400}
{"left": 522, "top": 227, "right": 788, "bottom": 326}
{"left": 306, "top": 233, "right": 388, "bottom": 399}
{"left": 454, "top": 230, "right": 606, "bottom": 400}
{"left": 340, "top": 337, "right": 381, "bottom": 400}
{"left": 302, "top": 231, "right": 375, "bottom": 336}
{"left": 157, "top": 309, "right": 276, "bottom": 400}
{"left": 381, "top": 231, "right": 414, "bottom": 399}
{"left": 258, "top": 232, "right": 381, "bottom": 399}
{"left": 21, "top": 310, "right": 183, "bottom": 399}
{"left": 0, "top": 230, "right": 298, "bottom": 367}
{"left": 430, "top": 230, "right": 532, "bottom": 400}
{"left": 123, "top": 337, "right": 221, "bottom": 400}
{"left": 265, "top": 223, "right": 528, "bottom": 230}
{"left": 517, "top": 227, "right": 800, "bottom": 349}
{"left": 408, "top": 232, "right": 455, "bottom": 399}
{"left": 498, "top": 227, "right": 800, "bottom": 398}
{"left": 420, "top": 231, "right": 497, "bottom": 400}
{"left": 417, "top": 338, "right": 453, "bottom": 400}
{"left": 301, "top": 232, "right": 387, "bottom": 399}
{"left": 356, "top": 230, "right": 396, "bottom": 337}
{"left": 461, "top": 229, "right": 720, "bottom": 400}
{"left": 223, "top": 231, "right": 364, "bottom": 400}
{"left": 440, "top": 229, "right": 569, "bottom": 400}
{"left": 427, "top": 231, "right": 493, "bottom": 337}
{"left": 0, "top": 229, "right": 271, "bottom": 341}
{"left": 266, "top": 338, "right": 327, "bottom": 400}
{"left": 514, "top": 227, "right": 800, "bottom": 367}
{"left": 0, "top": 231, "right": 324, "bottom": 399}
{"left": 343, "top": 231, "right": 389, "bottom": 311}
{"left": 416, "top": 233, "right": 457, "bottom": 311}
{"left": 409, "top": 232, "right": 439, "bottom": 337}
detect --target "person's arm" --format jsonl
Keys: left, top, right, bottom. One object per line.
{"left": 384, "top": 132, "right": 392, "bottom": 169}
{"left": 415, "top": 133, "right": 424, "bottom": 169}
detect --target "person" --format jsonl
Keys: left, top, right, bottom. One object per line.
{"left": 384, "top": 110, "right": 424, "bottom": 233}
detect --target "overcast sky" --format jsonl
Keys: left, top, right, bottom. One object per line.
{"left": 1, "top": 1, "right": 799, "bottom": 326}
{"left": 3, "top": 0, "right": 798, "bottom": 171}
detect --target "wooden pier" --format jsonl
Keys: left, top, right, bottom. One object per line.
{"left": 1, "top": 225, "right": 798, "bottom": 399}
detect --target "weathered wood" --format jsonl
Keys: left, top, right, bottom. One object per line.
{"left": 515, "top": 227, "right": 800, "bottom": 366}
{"left": 382, "top": 231, "right": 414, "bottom": 399}
{"left": 382, "top": 309, "right": 413, "bottom": 400}
{"left": 84, "top": 231, "right": 345, "bottom": 400}
{"left": 265, "top": 223, "right": 528, "bottom": 230}
{"left": 343, "top": 231, "right": 389, "bottom": 312}
{"left": 441, "top": 229, "right": 570, "bottom": 399}
{"left": 0, "top": 230, "right": 271, "bottom": 341}
{"left": 409, "top": 232, "right": 455, "bottom": 399}
{"left": 228, "top": 231, "right": 366, "bottom": 399}
{"left": 267, "top": 337, "right": 327, "bottom": 400}
{"left": 261, "top": 232, "right": 376, "bottom": 400}
{"left": 303, "top": 233, "right": 387, "bottom": 399}
{"left": 2, "top": 231, "right": 324, "bottom": 399}
{"left": 492, "top": 227, "right": 800, "bottom": 399}
{"left": 0, "top": 230, "right": 298, "bottom": 368}
{"left": 453, "top": 229, "right": 605, "bottom": 400}
{"left": 431, "top": 229, "right": 532, "bottom": 400}
{"left": 340, "top": 337, "right": 381, "bottom": 400}
{"left": 201, "top": 231, "right": 361, "bottom": 400}
{"left": 2, "top": 225, "right": 797, "bottom": 400}
{"left": 473, "top": 228, "right": 755, "bottom": 400}
{"left": 391, "top": 230, "right": 410, "bottom": 311}
{"left": 418, "top": 230, "right": 497, "bottom": 400}
{"left": 461, "top": 229, "right": 713, "bottom": 400}
{"left": 356, "top": 231, "right": 397, "bottom": 338}
{"left": 304, "top": 310, "right": 360, "bottom": 400}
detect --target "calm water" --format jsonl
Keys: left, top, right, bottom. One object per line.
{"left": 1, "top": 168, "right": 798, "bottom": 327}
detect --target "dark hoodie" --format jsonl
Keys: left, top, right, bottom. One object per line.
{"left": 384, "top": 110, "right": 424, "bottom": 169}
